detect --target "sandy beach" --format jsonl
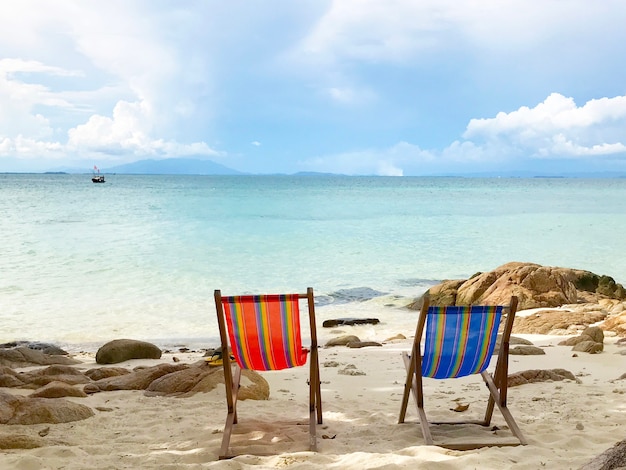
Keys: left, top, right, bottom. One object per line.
{"left": 1, "top": 318, "right": 625, "bottom": 470}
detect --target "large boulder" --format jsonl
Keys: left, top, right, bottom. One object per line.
{"left": 95, "top": 339, "right": 162, "bottom": 364}
{"left": 410, "top": 262, "right": 626, "bottom": 311}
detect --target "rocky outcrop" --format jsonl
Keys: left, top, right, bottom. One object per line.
{"left": 512, "top": 309, "right": 607, "bottom": 335}
{"left": 95, "top": 339, "right": 162, "bottom": 364}
{"left": 411, "top": 262, "right": 626, "bottom": 311}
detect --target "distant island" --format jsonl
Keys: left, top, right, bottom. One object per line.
{"left": 103, "top": 158, "right": 244, "bottom": 176}
{"left": 27, "top": 157, "right": 626, "bottom": 178}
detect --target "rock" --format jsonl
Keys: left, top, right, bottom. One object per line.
{"left": 83, "top": 383, "right": 100, "bottom": 394}
{"left": 508, "top": 368, "right": 580, "bottom": 387}
{"left": 325, "top": 335, "right": 360, "bottom": 347}
{"left": 95, "top": 339, "right": 162, "bottom": 364}
{"left": 0, "top": 341, "right": 69, "bottom": 356}
{"left": 84, "top": 367, "right": 131, "bottom": 381}
{"left": 0, "top": 367, "right": 25, "bottom": 388}
{"left": 384, "top": 334, "right": 406, "bottom": 342}
{"left": 30, "top": 381, "right": 88, "bottom": 398}
{"left": 322, "top": 318, "right": 380, "bottom": 328}
{"left": 559, "top": 326, "right": 604, "bottom": 354}
{"left": 145, "top": 363, "right": 216, "bottom": 396}
{"left": 510, "top": 336, "right": 534, "bottom": 345}
{"left": 0, "top": 433, "right": 65, "bottom": 449}
{"left": 146, "top": 364, "right": 270, "bottom": 400}
{"left": 580, "top": 438, "right": 626, "bottom": 470}
{"left": 0, "top": 347, "right": 81, "bottom": 368}
{"left": 18, "top": 365, "right": 91, "bottom": 389}
{"left": 583, "top": 326, "right": 605, "bottom": 343}
{"left": 572, "top": 341, "right": 603, "bottom": 354}
{"left": 494, "top": 335, "right": 535, "bottom": 354}
{"left": 0, "top": 391, "right": 93, "bottom": 425}
{"left": 234, "top": 369, "right": 270, "bottom": 401}
{"left": 0, "top": 374, "right": 25, "bottom": 388}
{"left": 509, "top": 345, "right": 546, "bottom": 355}
{"left": 409, "top": 262, "right": 626, "bottom": 311}
{"left": 601, "top": 311, "right": 626, "bottom": 336}
{"left": 513, "top": 310, "right": 607, "bottom": 335}
{"left": 89, "top": 363, "right": 187, "bottom": 391}
{"left": 346, "top": 341, "right": 383, "bottom": 348}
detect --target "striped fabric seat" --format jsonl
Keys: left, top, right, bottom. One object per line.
{"left": 421, "top": 305, "right": 502, "bottom": 379}
{"left": 398, "top": 296, "right": 527, "bottom": 449}
{"left": 222, "top": 294, "right": 308, "bottom": 371}
{"left": 214, "top": 288, "right": 322, "bottom": 458}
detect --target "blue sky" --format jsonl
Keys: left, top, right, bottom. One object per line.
{"left": 1, "top": 1, "right": 626, "bottom": 176}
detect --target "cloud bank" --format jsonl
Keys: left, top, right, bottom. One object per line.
{"left": 1, "top": 1, "right": 625, "bottom": 174}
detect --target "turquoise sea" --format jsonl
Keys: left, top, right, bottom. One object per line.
{"left": 2, "top": 174, "right": 626, "bottom": 352}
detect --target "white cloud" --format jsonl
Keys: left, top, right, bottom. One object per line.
{"left": 297, "top": 0, "right": 626, "bottom": 64}
{"left": 463, "top": 93, "right": 626, "bottom": 158}
{"left": 66, "top": 99, "right": 220, "bottom": 160}
{"left": 301, "top": 142, "right": 434, "bottom": 176}
{"left": 0, "top": 2, "right": 220, "bottom": 167}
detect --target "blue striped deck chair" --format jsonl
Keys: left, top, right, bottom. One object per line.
{"left": 398, "top": 295, "right": 527, "bottom": 449}
{"left": 214, "top": 288, "right": 322, "bottom": 459}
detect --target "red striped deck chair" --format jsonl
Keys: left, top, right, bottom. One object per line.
{"left": 398, "top": 295, "right": 527, "bottom": 449}
{"left": 214, "top": 288, "right": 322, "bottom": 459}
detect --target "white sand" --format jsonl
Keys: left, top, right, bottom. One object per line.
{"left": 1, "top": 333, "right": 626, "bottom": 469}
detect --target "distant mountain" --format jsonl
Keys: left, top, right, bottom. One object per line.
{"left": 104, "top": 158, "right": 244, "bottom": 175}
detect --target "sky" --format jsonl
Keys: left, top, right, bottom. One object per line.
{"left": 1, "top": 1, "right": 626, "bottom": 176}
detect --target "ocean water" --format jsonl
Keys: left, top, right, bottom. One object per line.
{"left": 2, "top": 173, "right": 626, "bottom": 352}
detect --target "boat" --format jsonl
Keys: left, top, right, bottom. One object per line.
{"left": 92, "top": 165, "right": 105, "bottom": 183}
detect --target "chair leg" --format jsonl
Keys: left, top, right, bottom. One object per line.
{"left": 219, "top": 366, "right": 242, "bottom": 459}
{"left": 482, "top": 372, "right": 527, "bottom": 445}
{"left": 309, "top": 352, "right": 323, "bottom": 452}
{"left": 400, "top": 352, "right": 434, "bottom": 445}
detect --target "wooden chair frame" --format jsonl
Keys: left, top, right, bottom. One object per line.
{"left": 214, "top": 287, "right": 323, "bottom": 459}
{"left": 398, "top": 295, "right": 527, "bottom": 450}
